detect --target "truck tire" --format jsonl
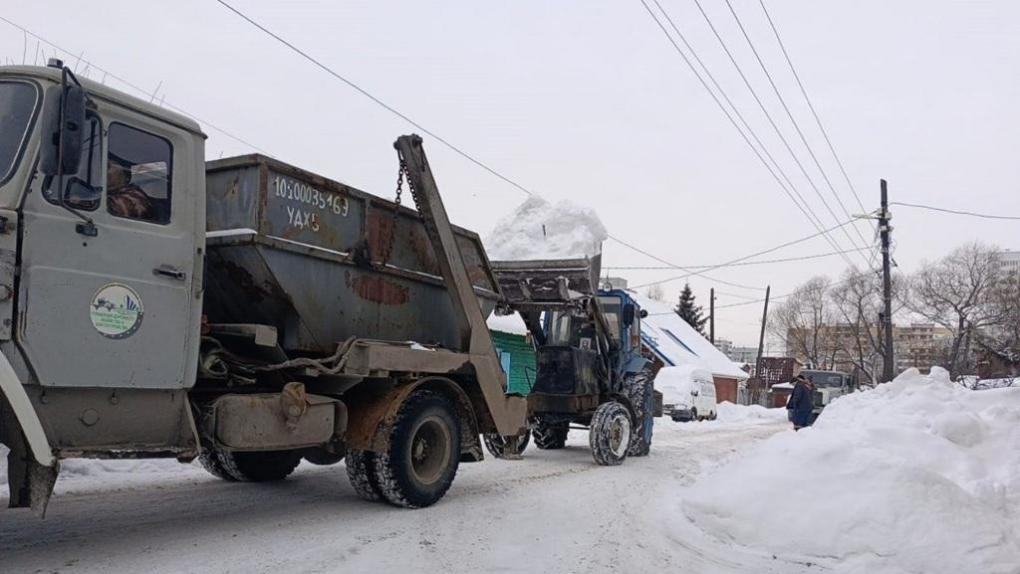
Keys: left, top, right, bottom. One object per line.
{"left": 216, "top": 450, "right": 302, "bottom": 482}
{"left": 533, "top": 421, "right": 569, "bottom": 450}
{"left": 345, "top": 448, "right": 383, "bottom": 502}
{"left": 625, "top": 369, "right": 655, "bottom": 457}
{"left": 373, "top": 390, "right": 461, "bottom": 508}
{"left": 198, "top": 449, "right": 237, "bottom": 481}
{"left": 589, "top": 401, "right": 631, "bottom": 466}
{"left": 303, "top": 447, "right": 345, "bottom": 466}
{"left": 483, "top": 432, "right": 530, "bottom": 459}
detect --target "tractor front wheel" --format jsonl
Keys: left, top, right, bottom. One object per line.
{"left": 589, "top": 401, "right": 631, "bottom": 466}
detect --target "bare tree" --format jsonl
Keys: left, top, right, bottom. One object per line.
{"left": 769, "top": 276, "right": 836, "bottom": 368}
{"left": 906, "top": 242, "right": 1003, "bottom": 377}
{"left": 828, "top": 268, "right": 906, "bottom": 383}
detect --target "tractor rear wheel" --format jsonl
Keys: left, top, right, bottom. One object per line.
{"left": 372, "top": 390, "right": 461, "bottom": 508}
{"left": 589, "top": 401, "right": 631, "bottom": 466}
{"left": 625, "top": 369, "right": 655, "bottom": 457}
{"left": 483, "top": 432, "right": 530, "bottom": 459}
{"left": 533, "top": 421, "right": 569, "bottom": 450}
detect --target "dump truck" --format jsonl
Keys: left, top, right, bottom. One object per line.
{"left": 482, "top": 257, "right": 657, "bottom": 465}
{"left": 0, "top": 61, "right": 526, "bottom": 513}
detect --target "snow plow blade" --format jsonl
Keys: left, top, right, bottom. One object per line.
{"left": 490, "top": 255, "right": 601, "bottom": 311}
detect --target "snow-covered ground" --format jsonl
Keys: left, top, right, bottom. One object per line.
{"left": 3, "top": 373, "right": 1018, "bottom": 573}
{"left": 2, "top": 417, "right": 798, "bottom": 574}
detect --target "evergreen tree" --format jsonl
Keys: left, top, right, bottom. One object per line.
{"left": 675, "top": 283, "right": 707, "bottom": 335}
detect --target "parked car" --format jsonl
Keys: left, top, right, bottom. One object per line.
{"left": 656, "top": 366, "right": 718, "bottom": 422}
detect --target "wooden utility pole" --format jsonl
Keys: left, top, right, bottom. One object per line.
{"left": 879, "top": 180, "right": 895, "bottom": 382}
{"left": 753, "top": 285, "right": 771, "bottom": 384}
{"left": 709, "top": 287, "right": 715, "bottom": 344}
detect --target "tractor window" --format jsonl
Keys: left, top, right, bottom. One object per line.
{"left": 597, "top": 297, "right": 622, "bottom": 343}
{"left": 106, "top": 122, "right": 173, "bottom": 224}
{"left": 547, "top": 311, "right": 573, "bottom": 345}
{"left": 43, "top": 114, "right": 102, "bottom": 210}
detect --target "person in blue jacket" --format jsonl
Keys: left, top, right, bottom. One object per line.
{"left": 786, "top": 374, "right": 815, "bottom": 431}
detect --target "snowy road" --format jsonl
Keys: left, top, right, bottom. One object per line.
{"left": 0, "top": 419, "right": 804, "bottom": 574}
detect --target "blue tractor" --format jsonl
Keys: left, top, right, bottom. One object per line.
{"left": 484, "top": 257, "right": 657, "bottom": 465}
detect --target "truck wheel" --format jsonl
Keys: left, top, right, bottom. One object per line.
{"left": 217, "top": 450, "right": 302, "bottom": 482}
{"left": 345, "top": 448, "right": 383, "bottom": 502}
{"left": 373, "top": 390, "right": 461, "bottom": 508}
{"left": 198, "top": 449, "right": 237, "bottom": 481}
{"left": 589, "top": 401, "right": 631, "bottom": 466}
{"left": 533, "top": 421, "right": 569, "bottom": 450}
{"left": 483, "top": 432, "right": 530, "bottom": 459}
{"left": 303, "top": 447, "right": 345, "bottom": 466}
{"left": 691, "top": 408, "right": 699, "bottom": 422}
{"left": 625, "top": 369, "right": 655, "bottom": 457}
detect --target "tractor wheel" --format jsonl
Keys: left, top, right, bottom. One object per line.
{"left": 215, "top": 449, "right": 302, "bottom": 482}
{"left": 533, "top": 421, "right": 569, "bottom": 450}
{"left": 589, "top": 401, "right": 631, "bottom": 466}
{"left": 345, "top": 448, "right": 384, "bottom": 502}
{"left": 625, "top": 368, "right": 655, "bottom": 457}
{"left": 483, "top": 432, "right": 530, "bottom": 459}
{"left": 373, "top": 390, "right": 461, "bottom": 508}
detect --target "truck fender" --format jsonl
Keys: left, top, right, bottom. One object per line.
{"left": 0, "top": 352, "right": 54, "bottom": 466}
{"left": 345, "top": 377, "right": 483, "bottom": 462}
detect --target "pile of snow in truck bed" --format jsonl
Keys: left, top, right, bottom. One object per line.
{"left": 484, "top": 195, "right": 607, "bottom": 260}
{"left": 676, "top": 367, "right": 1020, "bottom": 574}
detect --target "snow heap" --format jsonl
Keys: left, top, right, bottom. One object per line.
{"left": 677, "top": 367, "right": 1020, "bottom": 574}
{"left": 714, "top": 401, "right": 787, "bottom": 424}
{"left": 484, "top": 196, "right": 607, "bottom": 260}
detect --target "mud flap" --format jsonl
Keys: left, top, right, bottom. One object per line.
{"left": 7, "top": 440, "right": 59, "bottom": 517}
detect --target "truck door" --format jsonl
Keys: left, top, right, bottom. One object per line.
{"left": 18, "top": 110, "right": 201, "bottom": 390}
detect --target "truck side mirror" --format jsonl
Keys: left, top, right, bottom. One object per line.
{"left": 39, "top": 85, "right": 85, "bottom": 177}
{"left": 622, "top": 303, "right": 635, "bottom": 327}
{"left": 639, "top": 309, "right": 648, "bottom": 319}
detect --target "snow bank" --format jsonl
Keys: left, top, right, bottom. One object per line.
{"left": 678, "top": 367, "right": 1020, "bottom": 573}
{"left": 714, "top": 401, "right": 787, "bottom": 424}
{"left": 484, "top": 196, "right": 607, "bottom": 260}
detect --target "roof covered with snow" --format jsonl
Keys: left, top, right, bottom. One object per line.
{"left": 632, "top": 292, "right": 749, "bottom": 381}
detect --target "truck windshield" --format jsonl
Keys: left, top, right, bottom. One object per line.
{"left": 0, "top": 81, "right": 39, "bottom": 184}
{"left": 804, "top": 372, "right": 845, "bottom": 387}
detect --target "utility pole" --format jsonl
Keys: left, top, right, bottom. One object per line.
{"left": 709, "top": 287, "right": 715, "bottom": 345}
{"left": 753, "top": 286, "right": 771, "bottom": 403}
{"left": 879, "top": 179, "right": 895, "bottom": 382}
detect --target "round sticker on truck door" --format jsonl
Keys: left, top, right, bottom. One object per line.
{"left": 89, "top": 283, "right": 144, "bottom": 339}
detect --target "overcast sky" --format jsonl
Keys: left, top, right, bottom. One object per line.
{"left": 3, "top": 1, "right": 1018, "bottom": 347}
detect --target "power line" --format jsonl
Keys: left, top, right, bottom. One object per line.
{"left": 690, "top": 0, "right": 868, "bottom": 266}
{"left": 890, "top": 201, "right": 1020, "bottom": 221}
{"left": 216, "top": 0, "right": 769, "bottom": 293}
{"left": 606, "top": 235, "right": 762, "bottom": 290}
{"left": 758, "top": 0, "right": 870, "bottom": 217}
{"left": 603, "top": 244, "right": 870, "bottom": 271}
{"left": 214, "top": 0, "right": 535, "bottom": 198}
{"left": 646, "top": 0, "right": 854, "bottom": 269}
{"left": 0, "top": 15, "right": 274, "bottom": 157}
{"left": 630, "top": 217, "right": 861, "bottom": 289}
{"left": 636, "top": 0, "right": 856, "bottom": 269}
{"left": 722, "top": 0, "right": 871, "bottom": 256}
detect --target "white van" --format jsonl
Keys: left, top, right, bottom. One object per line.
{"left": 656, "top": 366, "right": 718, "bottom": 422}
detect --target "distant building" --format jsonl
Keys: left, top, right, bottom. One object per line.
{"left": 784, "top": 322, "right": 951, "bottom": 377}
{"left": 998, "top": 250, "right": 1020, "bottom": 276}
{"left": 714, "top": 338, "right": 760, "bottom": 364}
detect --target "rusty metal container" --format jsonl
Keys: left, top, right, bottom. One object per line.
{"left": 202, "top": 154, "right": 500, "bottom": 354}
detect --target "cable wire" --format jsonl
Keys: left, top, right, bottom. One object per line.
{"left": 636, "top": 0, "right": 857, "bottom": 269}
{"left": 722, "top": 0, "right": 871, "bottom": 255}
{"left": 690, "top": 0, "right": 869, "bottom": 265}
{"left": 890, "top": 202, "right": 1020, "bottom": 221}
{"left": 603, "top": 244, "right": 870, "bottom": 271}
